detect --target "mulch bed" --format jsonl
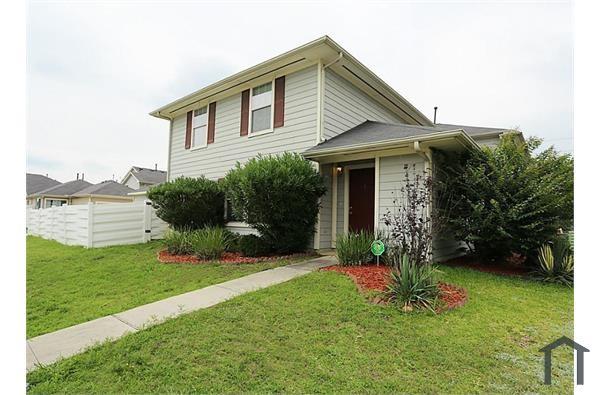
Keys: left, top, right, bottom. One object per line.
{"left": 442, "top": 255, "right": 528, "bottom": 276}
{"left": 322, "top": 265, "right": 467, "bottom": 312}
{"left": 158, "top": 250, "right": 312, "bottom": 265}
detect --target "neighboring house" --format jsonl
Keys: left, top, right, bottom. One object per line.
{"left": 121, "top": 166, "right": 167, "bottom": 190}
{"left": 69, "top": 180, "right": 135, "bottom": 205}
{"left": 28, "top": 179, "right": 93, "bottom": 208}
{"left": 26, "top": 173, "right": 61, "bottom": 207}
{"left": 150, "top": 36, "right": 523, "bottom": 259}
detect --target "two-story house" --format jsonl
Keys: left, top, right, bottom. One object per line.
{"left": 150, "top": 36, "right": 523, "bottom": 260}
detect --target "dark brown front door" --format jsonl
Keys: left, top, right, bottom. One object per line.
{"left": 349, "top": 167, "right": 375, "bottom": 233}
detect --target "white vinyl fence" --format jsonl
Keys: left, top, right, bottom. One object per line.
{"left": 26, "top": 202, "right": 168, "bottom": 247}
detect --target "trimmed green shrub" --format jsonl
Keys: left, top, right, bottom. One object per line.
{"left": 190, "top": 227, "right": 231, "bottom": 261}
{"left": 238, "top": 234, "right": 271, "bottom": 257}
{"left": 336, "top": 231, "right": 375, "bottom": 265}
{"left": 163, "top": 229, "right": 194, "bottom": 255}
{"left": 223, "top": 153, "right": 326, "bottom": 253}
{"left": 386, "top": 253, "right": 439, "bottom": 312}
{"left": 435, "top": 135, "right": 574, "bottom": 262}
{"left": 148, "top": 177, "right": 224, "bottom": 230}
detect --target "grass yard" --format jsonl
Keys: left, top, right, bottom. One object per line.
{"left": 27, "top": 266, "right": 574, "bottom": 394}
{"left": 27, "top": 236, "right": 300, "bottom": 338}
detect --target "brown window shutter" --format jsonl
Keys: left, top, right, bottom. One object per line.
{"left": 273, "top": 76, "right": 285, "bottom": 128}
{"left": 240, "top": 89, "right": 250, "bottom": 136}
{"left": 185, "top": 110, "right": 193, "bottom": 149}
{"left": 207, "top": 102, "right": 216, "bottom": 144}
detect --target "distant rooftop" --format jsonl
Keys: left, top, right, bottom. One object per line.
{"left": 126, "top": 166, "right": 167, "bottom": 185}
{"left": 26, "top": 173, "right": 61, "bottom": 195}
{"left": 30, "top": 179, "right": 93, "bottom": 197}
{"left": 72, "top": 180, "right": 135, "bottom": 197}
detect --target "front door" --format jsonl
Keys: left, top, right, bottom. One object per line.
{"left": 349, "top": 167, "right": 375, "bottom": 233}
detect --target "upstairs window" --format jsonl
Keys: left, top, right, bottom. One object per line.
{"left": 250, "top": 82, "right": 273, "bottom": 134}
{"left": 192, "top": 107, "right": 208, "bottom": 148}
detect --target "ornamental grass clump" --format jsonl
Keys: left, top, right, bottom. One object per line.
{"left": 163, "top": 229, "right": 194, "bottom": 255}
{"left": 386, "top": 253, "right": 439, "bottom": 312}
{"left": 190, "top": 227, "right": 231, "bottom": 261}
{"left": 336, "top": 231, "right": 375, "bottom": 266}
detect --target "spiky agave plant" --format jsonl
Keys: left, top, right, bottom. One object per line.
{"left": 386, "top": 253, "right": 439, "bottom": 312}
{"left": 535, "top": 236, "right": 574, "bottom": 286}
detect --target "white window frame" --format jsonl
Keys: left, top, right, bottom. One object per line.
{"left": 248, "top": 80, "right": 275, "bottom": 137}
{"left": 191, "top": 106, "right": 208, "bottom": 150}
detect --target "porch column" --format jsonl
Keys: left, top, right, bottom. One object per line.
{"left": 313, "top": 162, "right": 321, "bottom": 250}
{"left": 331, "top": 163, "right": 338, "bottom": 248}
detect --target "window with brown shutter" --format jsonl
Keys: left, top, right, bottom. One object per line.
{"left": 185, "top": 110, "right": 193, "bottom": 149}
{"left": 207, "top": 102, "right": 216, "bottom": 144}
{"left": 240, "top": 89, "right": 250, "bottom": 136}
{"left": 273, "top": 76, "right": 285, "bottom": 128}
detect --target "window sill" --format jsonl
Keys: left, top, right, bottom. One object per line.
{"left": 190, "top": 144, "right": 208, "bottom": 151}
{"left": 248, "top": 129, "right": 273, "bottom": 138}
{"left": 225, "top": 221, "right": 250, "bottom": 228}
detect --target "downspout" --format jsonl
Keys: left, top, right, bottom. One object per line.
{"left": 316, "top": 52, "right": 343, "bottom": 143}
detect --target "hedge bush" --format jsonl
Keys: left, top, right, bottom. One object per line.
{"left": 223, "top": 153, "right": 326, "bottom": 253}
{"left": 435, "top": 135, "right": 573, "bottom": 262}
{"left": 147, "top": 177, "right": 224, "bottom": 230}
{"left": 238, "top": 234, "right": 272, "bottom": 257}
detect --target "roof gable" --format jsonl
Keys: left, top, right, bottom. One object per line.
{"left": 150, "top": 36, "right": 432, "bottom": 126}
{"left": 122, "top": 166, "right": 166, "bottom": 185}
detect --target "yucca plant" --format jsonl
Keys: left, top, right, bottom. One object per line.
{"left": 386, "top": 253, "right": 439, "bottom": 312}
{"left": 163, "top": 228, "right": 194, "bottom": 255}
{"left": 336, "top": 231, "right": 375, "bottom": 266}
{"left": 535, "top": 235, "right": 574, "bottom": 286}
{"left": 190, "top": 227, "right": 231, "bottom": 261}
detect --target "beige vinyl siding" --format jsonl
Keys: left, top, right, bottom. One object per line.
{"left": 169, "top": 65, "right": 319, "bottom": 180}
{"left": 322, "top": 69, "right": 407, "bottom": 141}
{"left": 473, "top": 135, "right": 501, "bottom": 148}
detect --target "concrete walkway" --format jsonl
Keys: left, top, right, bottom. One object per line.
{"left": 26, "top": 256, "right": 336, "bottom": 371}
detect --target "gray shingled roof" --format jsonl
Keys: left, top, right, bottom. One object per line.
{"left": 72, "top": 180, "right": 135, "bottom": 197}
{"left": 303, "top": 121, "right": 509, "bottom": 154}
{"left": 128, "top": 166, "right": 167, "bottom": 185}
{"left": 31, "top": 179, "right": 93, "bottom": 197}
{"left": 26, "top": 173, "right": 61, "bottom": 195}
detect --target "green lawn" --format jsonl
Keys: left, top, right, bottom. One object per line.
{"left": 26, "top": 236, "right": 300, "bottom": 338}
{"left": 27, "top": 266, "right": 574, "bottom": 394}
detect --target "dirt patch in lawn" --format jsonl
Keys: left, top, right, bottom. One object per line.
{"left": 442, "top": 255, "right": 528, "bottom": 276}
{"left": 322, "top": 265, "right": 467, "bottom": 312}
{"left": 158, "top": 250, "right": 313, "bottom": 265}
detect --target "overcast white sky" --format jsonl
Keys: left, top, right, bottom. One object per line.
{"left": 27, "top": 1, "right": 573, "bottom": 183}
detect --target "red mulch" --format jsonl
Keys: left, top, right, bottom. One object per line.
{"left": 158, "top": 250, "right": 311, "bottom": 265}
{"left": 442, "top": 255, "right": 527, "bottom": 276}
{"left": 323, "top": 265, "right": 391, "bottom": 292}
{"left": 322, "top": 265, "right": 468, "bottom": 312}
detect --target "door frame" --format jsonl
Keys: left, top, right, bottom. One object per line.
{"left": 343, "top": 162, "right": 377, "bottom": 234}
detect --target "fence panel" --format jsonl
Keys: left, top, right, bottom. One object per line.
{"left": 26, "top": 201, "right": 168, "bottom": 248}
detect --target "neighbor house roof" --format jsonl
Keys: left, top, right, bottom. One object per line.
{"left": 122, "top": 166, "right": 167, "bottom": 185}
{"left": 71, "top": 180, "right": 135, "bottom": 197}
{"left": 302, "top": 121, "right": 518, "bottom": 158}
{"left": 149, "top": 36, "right": 432, "bottom": 126}
{"left": 26, "top": 173, "right": 61, "bottom": 195}
{"left": 30, "top": 179, "right": 93, "bottom": 198}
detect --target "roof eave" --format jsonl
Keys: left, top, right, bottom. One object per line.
{"left": 303, "top": 130, "right": 480, "bottom": 160}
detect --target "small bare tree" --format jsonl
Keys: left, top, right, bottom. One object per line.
{"left": 382, "top": 167, "right": 435, "bottom": 267}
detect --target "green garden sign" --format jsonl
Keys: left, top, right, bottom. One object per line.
{"left": 371, "top": 240, "right": 385, "bottom": 266}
